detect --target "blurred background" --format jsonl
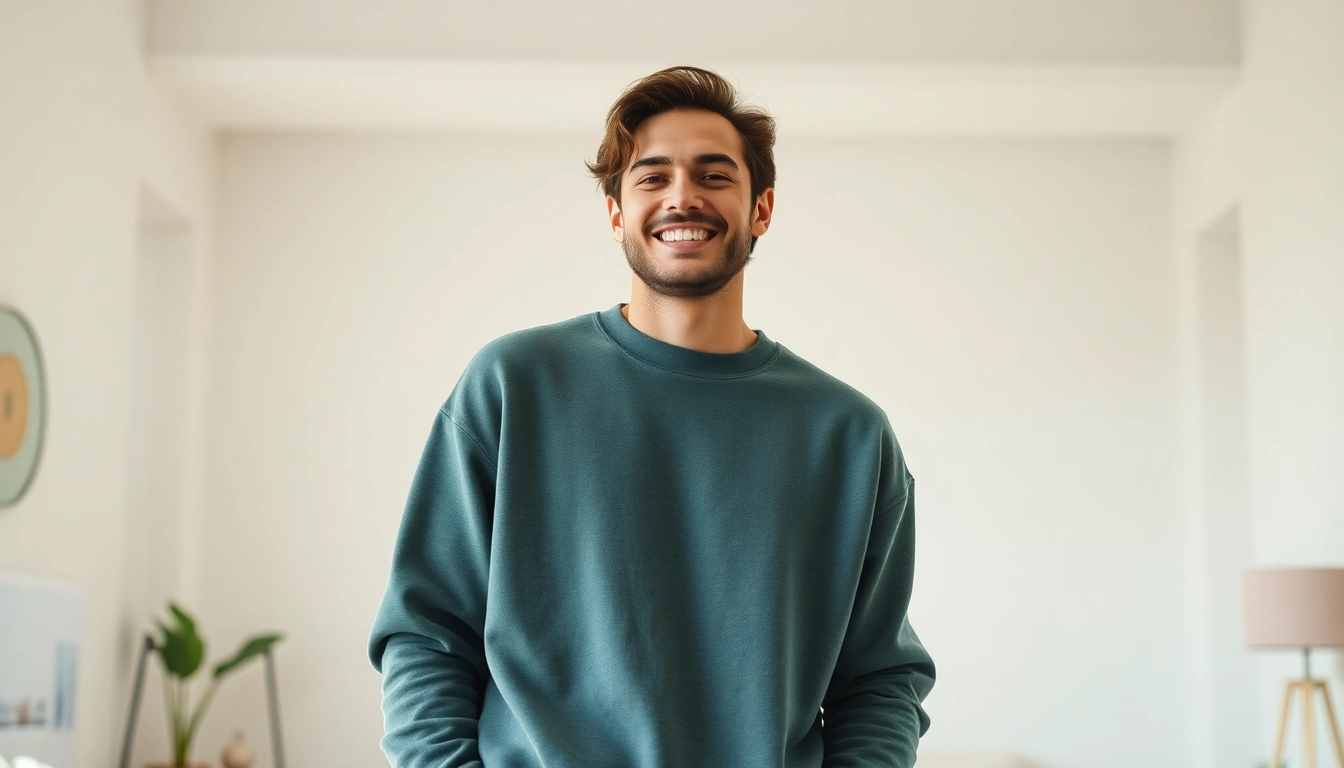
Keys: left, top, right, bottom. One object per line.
{"left": 2, "top": 1, "right": 1342, "bottom": 767}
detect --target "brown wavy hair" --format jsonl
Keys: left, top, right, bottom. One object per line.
{"left": 586, "top": 66, "right": 777, "bottom": 208}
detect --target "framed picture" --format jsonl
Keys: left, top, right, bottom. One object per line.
{"left": 0, "top": 573, "right": 82, "bottom": 768}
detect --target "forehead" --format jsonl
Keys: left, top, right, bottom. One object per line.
{"left": 628, "top": 108, "right": 744, "bottom": 166}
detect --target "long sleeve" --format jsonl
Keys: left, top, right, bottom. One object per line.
{"left": 821, "top": 476, "right": 936, "bottom": 767}
{"left": 368, "top": 408, "right": 497, "bottom": 768}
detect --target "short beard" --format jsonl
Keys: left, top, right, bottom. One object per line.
{"left": 622, "top": 228, "right": 753, "bottom": 299}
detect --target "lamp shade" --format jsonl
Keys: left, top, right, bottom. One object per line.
{"left": 1244, "top": 568, "right": 1344, "bottom": 649}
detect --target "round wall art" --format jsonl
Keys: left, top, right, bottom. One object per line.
{"left": 0, "top": 307, "right": 46, "bottom": 507}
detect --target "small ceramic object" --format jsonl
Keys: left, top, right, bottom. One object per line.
{"left": 221, "top": 731, "right": 254, "bottom": 768}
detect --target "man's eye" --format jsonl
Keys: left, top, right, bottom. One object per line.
{"left": 704, "top": 174, "right": 731, "bottom": 182}
{"left": 639, "top": 175, "right": 665, "bottom": 184}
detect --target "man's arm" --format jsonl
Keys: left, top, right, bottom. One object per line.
{"left": 821, "top": 476, "right": 936, "bottom": 768}
{"left": 369, "top": 408, "right": 496, "bottom": 768}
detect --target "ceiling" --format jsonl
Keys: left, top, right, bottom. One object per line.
{"left": 142, "top": 0, "right": 1243, "bottom": 136}
{"left": 146, "top": 0, "right": 1240, "bottom": 66}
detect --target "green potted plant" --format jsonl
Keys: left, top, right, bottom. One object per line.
{"left": 150, "top": 603, "right": 282, "bottom": 768}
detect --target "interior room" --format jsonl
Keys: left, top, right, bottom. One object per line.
{"left": 2, "top": 1, "right": 1342, "bottom": 767}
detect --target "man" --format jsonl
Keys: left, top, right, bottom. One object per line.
{"left": 369, "top": 65, "right": 935, "bottom": 768}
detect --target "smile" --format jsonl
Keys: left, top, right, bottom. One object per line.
{"left": 654, "top": 228, "right": 716, "bottom": 243}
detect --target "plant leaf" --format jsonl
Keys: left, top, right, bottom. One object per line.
{"left": 213, "top": 633, "right": 283, "bottom": 680}
{"left": 168, "top": 602, "right": 198, "bottom": 636}
{"left": 155, "top": 611, "right": 205, "bottom": 679}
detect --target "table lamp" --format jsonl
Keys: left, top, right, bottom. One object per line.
{"left": 1244, "top": 567, "right": 1344, "bottom": 768}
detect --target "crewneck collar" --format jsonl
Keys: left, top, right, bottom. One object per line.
{"left": 594, "top": 303, "right": 780, "bottom": 379}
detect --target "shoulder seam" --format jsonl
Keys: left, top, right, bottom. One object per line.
{"left": 438, "top": 407, "right": 499, "bottom": 472}
{"left": 875, "top": 475, "right": 914, "bottom": 517}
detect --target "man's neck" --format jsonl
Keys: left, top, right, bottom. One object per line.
{"left": 622, "top": 277, "right": 758, "bottom": 354}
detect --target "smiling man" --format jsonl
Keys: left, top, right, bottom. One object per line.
{"left": 369, "top": 66, "right": 935, "bottom": 768}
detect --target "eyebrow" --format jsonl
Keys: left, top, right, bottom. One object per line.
{"left": 628, "top": 154, "right": 741, "bottom": 175}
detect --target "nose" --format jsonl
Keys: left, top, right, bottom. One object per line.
{"left": 664, "top": 174, "right": 702, "bottom": 211}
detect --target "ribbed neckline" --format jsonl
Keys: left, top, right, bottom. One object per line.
{"left": 594, "top": 303, "right": 780, "bottom": 379}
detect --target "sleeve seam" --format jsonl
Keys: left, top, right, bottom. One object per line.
{"left": 439, "top": 407, "right": 499, "bottom": 473}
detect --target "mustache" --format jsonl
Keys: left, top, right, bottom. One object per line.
{"left": 643, "top": 212, "right": 728, "bottom": 235}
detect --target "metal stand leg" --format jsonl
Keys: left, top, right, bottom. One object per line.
{"left": 264, "top": 648, "right": 286, "bottom": 768}
{"left": 118, "top": 635, "right": 156, "bottom": 768}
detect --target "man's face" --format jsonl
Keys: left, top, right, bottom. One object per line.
{"left": 608, "top": 108, "right": 773, "bottom": 299}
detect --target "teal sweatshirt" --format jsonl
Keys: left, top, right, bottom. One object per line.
{"left": 369, "top": 304, "right": 934, "bottom": 768}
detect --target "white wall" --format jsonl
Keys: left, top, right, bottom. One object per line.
{"left": 0, "top": 0, "right": 216, "bottom": 766}
{"left": 1172, "top": 94, "right": 1260, "bottom": 768}
{"left": 206, "top": 132, "right": 1184, "bottom": 768}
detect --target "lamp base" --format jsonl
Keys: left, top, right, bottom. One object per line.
{"left": 1272, "top": 679, "right": 1344, "bottom": 768}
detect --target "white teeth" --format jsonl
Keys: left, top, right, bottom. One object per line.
{"left": 659, "top": 229, "right": 709, "bottom": 242}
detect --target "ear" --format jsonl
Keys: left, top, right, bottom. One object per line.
{"left": 606, "top": 196, "right": 624, "bottom": 243}
{"left": 750, "top": 187, "right": 774, "bottom": 238}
